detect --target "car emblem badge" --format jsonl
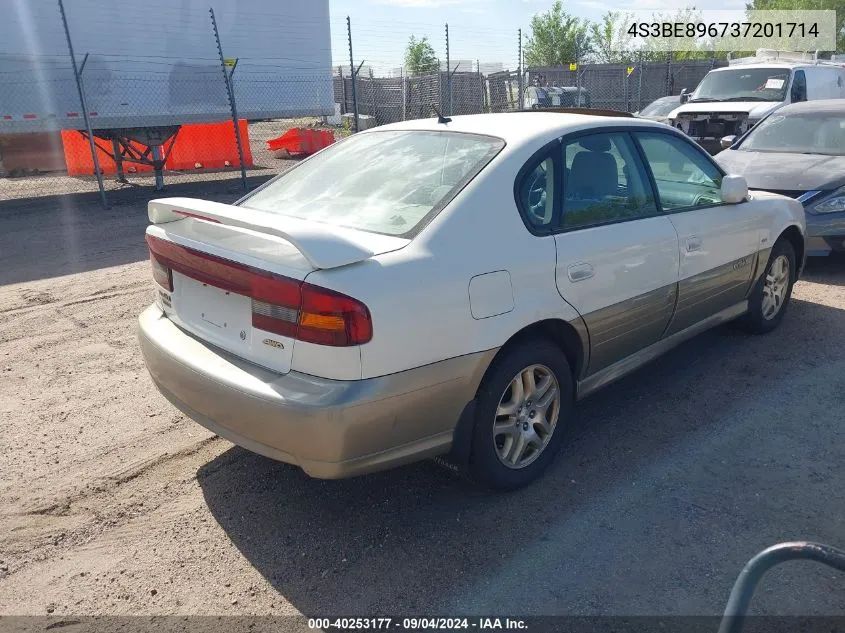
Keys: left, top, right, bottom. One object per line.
{"left": 262, "top": 338, "right": 284, "bottom": 350}
{"left": 239, "top": 330, "right": 247, "bottom": 341}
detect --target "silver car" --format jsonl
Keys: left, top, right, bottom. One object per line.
{"left": 716, "top": 99, "right": 845, "bottom": 256}
{"left": 634, "top": 95, "right": 681, "bottom": 125}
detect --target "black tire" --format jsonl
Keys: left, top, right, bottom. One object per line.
{"left": 741, "top": 238, "right": 796, "bottom": 334}
{"left": 469, "top": 339, "right": 574, "bottom": 491}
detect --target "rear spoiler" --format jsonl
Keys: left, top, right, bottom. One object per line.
{"left": 148, "top": 197, "right": 409, "bottom": 270}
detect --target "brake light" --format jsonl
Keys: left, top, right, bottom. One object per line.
{"left": 149, "top": 251, "right": 173, "bottom": 291}
{"left": 145, "top": 235, "right": 372, "bottom": 346}
{"left": 298, "top": 283, "right": 373, "bottom": 346}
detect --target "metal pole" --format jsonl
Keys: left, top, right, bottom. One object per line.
{"left": 624, "top": 66, "right": 629, "bottom": 113}
{"left": 210, "top": 8, "right": 248, "bottom": 193}
{"left": 347, "top": 16, "right": 359, "bottom": 132}
{"left": 151, "top": 145, "right": 165, "bottom": 191}
{"left": 401, "top": 67, "right": 406, "bottom": 121}
{"left": 437, "top": 62, "right": 442, "bottom": 115}
{"left": 338, "top": 66, "right": 347, "bottom": 114}
{"left": 517, "top": 29, "right": 523, "bottom": 111}
{"left": 369, "top": 66, "right": 376, "bottom": 124}
{"left": 111, "top": 138, "right": 126, "bottom": 183}
{"left": 576, "top": 35, "right": 582, "bottom": 104}
{"left": 58, "top": 0, "right": 107, "bottom": 208}
{"left": 445, "top": 23, "right": 452, "bottom": 116}
{"left": 719, "top": 543, "right": 845, "bottom": 633}
{"left": 638, "top": 50, "right": 644, "bottom": 111}
{"left": 477, "top": 59, "right": 482, "bottom": 114}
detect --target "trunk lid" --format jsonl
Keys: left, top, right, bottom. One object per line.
{"left": 146, "top": 197, "right": 409, "bottom": 375}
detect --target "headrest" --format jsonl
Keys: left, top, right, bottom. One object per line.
{"left": 578, "top": 135, "right": 611, "bottom": 152}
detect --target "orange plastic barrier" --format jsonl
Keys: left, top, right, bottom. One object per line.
{"left": 61, "top": 131, "right": 152, "bottom": 176}
{"left": 61, "top": 120, "right": 253, "bottom": 176}
{"left": 167, "top": 120, "right": 253, "bottom": 171}
{"left": 267, "top": 128, "right": 335, "bottom": 156}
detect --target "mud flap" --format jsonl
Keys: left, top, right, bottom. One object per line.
{"left": 432, "top": 398, "right": 476, "bottom": 476}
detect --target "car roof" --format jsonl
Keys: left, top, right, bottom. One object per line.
{"left": 776, "top": 99, "right": 845, "bottom": 115}
{"left": 712, "top": 62, "right": 841, "bottom": 72}
{"left": 370, "top": 112, "right": 669, "bottom": 146}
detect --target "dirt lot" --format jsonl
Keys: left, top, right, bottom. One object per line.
{"left": 1, "top": 185, "right": 845, "bottom": 618}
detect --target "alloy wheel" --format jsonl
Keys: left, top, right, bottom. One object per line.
{"left": 492, "top": 364, "right": 561, "bottom": 469}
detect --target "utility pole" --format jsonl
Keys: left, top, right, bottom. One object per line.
{"left": 58, "top": 0, "right": 107, "bottom": 208}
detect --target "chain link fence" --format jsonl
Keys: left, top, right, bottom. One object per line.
{"left": 1, "top": 4, "right": 724, "bottom": 208}
{"left": 526, "top": 57, "right": 725, "bottom": 113}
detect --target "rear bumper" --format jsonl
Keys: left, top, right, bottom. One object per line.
{"left": 138, "top": 305, "right": 495, "bottom": 478}
{"left": 806, "top": 235, "right": 845, "bottom": 256}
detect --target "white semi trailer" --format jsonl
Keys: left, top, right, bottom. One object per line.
{"left": 0, "top": 0, "right": 333, "bottom": 183}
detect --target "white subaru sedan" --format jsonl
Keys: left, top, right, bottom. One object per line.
{"left": 138, "top": 112, "right": 805, "bottom": 490}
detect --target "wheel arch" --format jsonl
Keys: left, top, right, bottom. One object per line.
{"left": 479, "top": 318, "right": 588, "bottom": 397}
{"left": 447, "top": 317, "right": 588, "bottom": 469}
{"left": 778, "top": 224, "right": 805, "bottom": 276}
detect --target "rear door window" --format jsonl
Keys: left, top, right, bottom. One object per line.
{"left": 560, "top": 132, "right": 657, "bottom": 229}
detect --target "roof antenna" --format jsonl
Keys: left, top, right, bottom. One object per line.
{"left": 431, "top": 103, "right": 452, "bottom": 124}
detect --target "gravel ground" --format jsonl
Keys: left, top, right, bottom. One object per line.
{"left": 1, "top": 190, "right": 845, "bottom": 618}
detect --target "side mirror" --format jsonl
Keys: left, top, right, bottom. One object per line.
{"left": 721, "top": 174, "right": 748, "bottom": 204}
{"left": 680, "top": 88, "right": 690, "bottom": 104}
{"left": 720, "top": 135, "right": 737, "bottom": 150}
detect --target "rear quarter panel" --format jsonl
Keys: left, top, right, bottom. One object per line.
{"left": 304, "top": 139, "right": 584, "bottom": 380}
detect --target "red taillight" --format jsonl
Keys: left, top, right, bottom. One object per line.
{"left": 298, "top": 283, "right": 373, "bottom": 346}
{"left": 145, "top": 235, "right": 372, "bottom": 346}
{"left": 149, "top": 251, "right": 173, "bottom": 291}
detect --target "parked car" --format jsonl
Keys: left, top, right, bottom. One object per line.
{"left": 138, "top": 111, "right": 806, "bottom": 490}
{"left": 524, "top": 85, "right": 590, "bottom": 110}
{"left": 669, "top": 50, "right": 845, "bottom": 154}
{"left": 634, "top": 95, "right": 680, "bottom": 124}
{"left": 716, "top": 99, "right": 845, "bottom": 257}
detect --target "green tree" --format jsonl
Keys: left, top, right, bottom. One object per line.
{"left": 639, "top": 8, "right": 720, "bottom": 61}
{"left": 590, "top": 11, "right": 635, "bottom": 63}
{"left": 746, "top": 0, "right": 844, "bottom": 52}
{"left": 524, "top": 0, "right": 592, "bottom": 67}
{"left": 404, "top": 35, "right": 439, "bottom": 76}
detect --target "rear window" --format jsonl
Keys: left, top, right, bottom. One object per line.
{"left": 241, "top": 130, "right": 504, "bottom": 236}
{"left": 639, "top": 97, "right": 679, "bottom": 117}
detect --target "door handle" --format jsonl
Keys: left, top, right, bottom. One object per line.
{"left": 567, "top": 262, "right": 594, "bottom": 282}
{"left": 686, "top": 236, "right": 702, "bottom": 252}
